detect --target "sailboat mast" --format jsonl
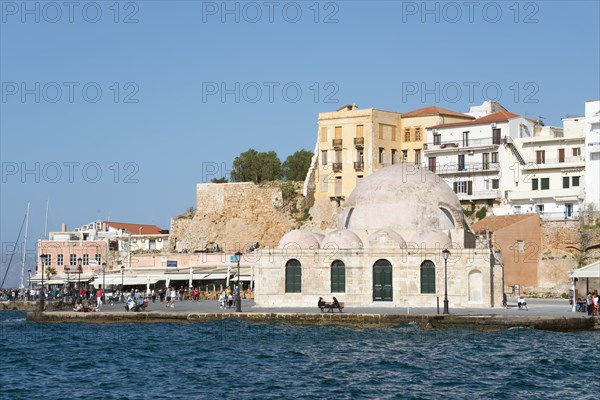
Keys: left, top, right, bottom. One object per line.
{"left": 20, "top": 202, "right": 30, "bottom": 289}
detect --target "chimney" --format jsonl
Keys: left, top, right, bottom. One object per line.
{"left": 61, "top": 223, "right": 67, "bottom": 232}
{"left": 102, "top": 222, "right": 108, "bottom": 232}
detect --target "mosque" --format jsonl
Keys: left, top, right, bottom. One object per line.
{"left": 254, "top": 164, "right": 504, "bottom": 308}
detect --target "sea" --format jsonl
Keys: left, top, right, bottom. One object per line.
{"left": 1, "top": 310, "right": 598, "bottom": 399}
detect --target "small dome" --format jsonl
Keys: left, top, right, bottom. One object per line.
{"left": 311, "top": 232, "right": 325, "bottom": 244}
{"left": 366, "top": 229, "right": 406, "bottom": 248}
{"left": 322, "top": 229, "right": 363, "bottom": 249}
{"left": 409, "top": 229, "right": 451, "bottom": 249}
{"left": 341, "top": 164, "right": 463, "bottom": 231}
{"left": 278, "top": 229, "right": 320, "bottom": 249}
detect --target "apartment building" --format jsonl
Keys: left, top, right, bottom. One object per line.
{"left": 585, "top": 100, "right": 600, "bottom": 210}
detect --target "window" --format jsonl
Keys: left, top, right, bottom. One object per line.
{"left": 463, "top": 131, "right": 469, "bottom": 147}
{"left": 331, "top": 260, "right": 346, "bottom": 293}
{"left": 285, "top": 259, "right": 301, "bottom": 293}
{"left": 536, "top": 150, "right": 545, "bottom": 164}
{"left": 319, "top": 127, "right": 327, "bottom": 142}
{"left": 458, "top": 154, "right": 465, "bottom": 171}
{"left": 492, "top": 179, "right": 499, "bottom": 189}
{"left": 428, "top": 157, "right": 437, "bottom": 172}
{"left": 572, "top": 176, "right": 580, "bottom": 186}
{"left": 414, "top": 150, "right": 421, "bottom": 165}
{"left": 70, "top": 254, "right": 76, "bottom": 266}
{"left": 491, "top": 152, "right": 498, "bottom": 163}
{"left": 453, "top": 181, "right": 472, "bottom": 195}
{"left": 541, "top": 178, "right": 550, "bottom": 190}
{"left": 402, "top": 150, "right": 408, "bottom": 163}
{"left": 492, "top": 128, "right": 502, "bottom": 144}
{"left": 532, "top": 178, "right": 538, "bottom": 190}
{"left": 536, "top": 204, "right": 544, "bottom": 214}
{"left": 334, "top": 126, "right": 342, "bottom": 140}
{"left": 457, "top": 182, "right": 468, "bottom": 193}
{"left": 83, "top": 254, "right": 89, "bottom": 265}
{"left": 482, "top": 153, "right": 489, "bottom": 170}
{"left": 404, "top": 128, "right": 411, "bottom": 142}
{"left": 378, "top": 124, "right": 384, "bottom": 140}
{"left": 563, "top": 176, "right": 570, "bottom": 188}
{"left": 514, "top": 205, "right": 521, "bottom": 214}
{"left": 356, "top": 124, "right": 364, "bottom": 138}
{"left": 379, "top": 148, "right": 385, "bottom": 164}
{"left": 420, "top": 261, "right": 436, "bottom": 294}
{"left": 433, "top": 133, "right": 441, "bottom": 145}
{"left": 415, "top": 128, "right": 421, "bottom": 141}
{"left": 149, "top": 239, "right": 156, "bottom": 250}
{"left": 95, "top": 254, "right": 101, "bottom": 264}
{"left": 57, "top": 254, "right": 64, "bottom": 266}
{"left": 572, "top": 148, "right": 581, "bottom": 157}
{"left": 391, "top": 149, "right": 397, "bottom": 165}
{"left": 321, "top": 150, "right": 328, "bottom": 166}
{"left": 558, "top": 148, "right": 565, "bottom": 163}
{"left": 516, "top": 240, "right": 525, "bottom": 253}
{"left": 391, "top": 126, "right": 396, "bottom": 141}
{"left": 335, "top": 149, "right": 342, "bottom": 163}
{"left": 43, "top": 254, "right": 52, "bottom": 266}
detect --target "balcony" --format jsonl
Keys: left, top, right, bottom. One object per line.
{"left": 353, "top": 161, "right": 364, "bottom": 171}
{"left": 456, "top": 190, "right": 502, "bottom": 201}
{"left": 435, "top": 162, "right": 500, "bottom": 175}
{"left": 424, "top": 137, "right": 500, "bottom": 152}
{"left": 332, "top": 139, "right": 343, "bottom": 148}
{"left": 354, "top": 137, "right": 364, "bottom": 148}
{"left": 332, "top": 163, "right": 343, "bottom": 172}
{"left": 522, "top": 156, "right": 585, "bottom": 170}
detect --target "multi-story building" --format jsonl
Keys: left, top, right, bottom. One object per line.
{"left": 584, "top": 100, "right": 600, "bottom": 210}
{"left": 399, "top": 106, "right": 475, "bottom": 165}
{"left": 313, "top": 104, "right": 402, "bottom": 203}
{"left": 424, "top": 110, "right": 535, "bottom": 207}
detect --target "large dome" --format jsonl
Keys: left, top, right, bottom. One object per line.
{"left": 341, "top": 164, "right": 464, "bottom": 231}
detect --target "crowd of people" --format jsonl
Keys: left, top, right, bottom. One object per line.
{"left": 585, "top": 291, "right": 599, "bottom": 316}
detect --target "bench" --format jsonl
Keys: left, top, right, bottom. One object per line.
{"left": 319, "top": 302, "right": 344, "bottom": 313}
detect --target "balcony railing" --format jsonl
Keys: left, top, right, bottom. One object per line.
{"left": 433, "top": 162, "right": 500, "bottom": 174}
{"left": 332, "top": 139, "right": 343, "bottom": 148}
{"left": 353, "top": 161, "right": 364, "bottom": 171}
{"left": 524, "top": 156, "right": 585, "bottom": 168}
{"left": 539, "top": 211, "right": 580, "bottom": 221}
{"left": 354, "top": 137, "right": 364, "bottom": 148}
{"left": 424, "top": 137, "right": 500, "bottom": 151}
{"left": 456, "top": 190, "right": 502, "bottom": 201}
{"left": 332, "top": 162, "right": 343, "bottom": 172}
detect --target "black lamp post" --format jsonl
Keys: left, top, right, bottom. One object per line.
{"left": 121, "top": 265, "right": 125, "bottom": 302}
{"left": 235, "top": 251, "right": 242, "bottom": 312}
{"left": 39, "top": 254, "right": 48, "bottom": 312}
{"left": 102, "top": 262, "right": 106, "bottom": 303}
{"left": 77, "top": 257, "right": 82, "bottom": 302}
{"left": 442, "top": 248, "right": 450, "bottom": 314}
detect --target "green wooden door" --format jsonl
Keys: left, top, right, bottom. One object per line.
{"left": 373, "top": 259, "right": 392, "bottom": 301}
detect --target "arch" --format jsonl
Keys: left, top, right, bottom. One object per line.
{"left": 331, "top": 260, "right": 346, "bottom": 293}
{"left": 285, "top": 259, "right": 301, "bottom": 293}
{"left": 438, "top": 207, "right": 455, "bottom": 229}
{"left": 373, "top": 259, "right": 392, "bottom": 301}
{"left": 468, "top": 270, "right": 483, "bottom": 303}
{"left": 420, "top": 260, "right": 436, "bottom": 294}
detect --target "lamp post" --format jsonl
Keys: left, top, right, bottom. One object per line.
{"left": 121, "top": 265, "right": 125, "bottom": 302}
{"left": 235, "top": 251, "right": 242, "bottom": 312}
{"left": 442, "top": 249, "right": 450, "bottom": 314}
{"left": 27, "top": 270, "right": 31, "bottom": 301}
{"left": 39, "top": 254, "right": 48, "bottom": 312}
{"left": 102, "top": 262, "right": 106, "bottom": 303}
{"left": 77, "top": 257, "right": 82, "bottom": 302}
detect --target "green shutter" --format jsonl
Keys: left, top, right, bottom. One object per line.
{"left": 331, "top": 261, "right": 346, "bottom": 293}
{"left": 420, "top": 261, "right": 436, "bottom": 294}
{"left": 285, "top": 260, "right": 301, "bottom": 293}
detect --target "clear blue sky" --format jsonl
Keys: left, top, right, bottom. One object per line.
{"left": 1, "top": 1, "right": 599, "bottom": 286}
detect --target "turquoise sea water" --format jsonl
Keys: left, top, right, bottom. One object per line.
{"left": 1, "top": 311, "right": 598, "bottom": 399}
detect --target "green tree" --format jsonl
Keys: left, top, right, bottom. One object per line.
{"left": 282, "top": 149, "right": 313, "bottom": 181}
{"left": 211, "top": 177, "right": 228, "bottom": 183}
{"left": 230, "top": 149, "right": 282, "bottom": 183}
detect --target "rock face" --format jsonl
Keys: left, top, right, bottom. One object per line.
{"left": 169, "top": 182, "right": 305, "bottom": 252}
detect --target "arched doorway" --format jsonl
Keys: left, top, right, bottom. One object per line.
{"left": 468, "top": 270, "right": 483, "bottom": 303}
{"left": 373, "top": 259, "right": 392, "bottom": 301}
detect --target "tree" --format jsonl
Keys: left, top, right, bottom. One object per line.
{"left": 230, "top": 149, "right": 282, "bottom": 183}
{"left": 282, "top": 149, "right": 313, "bottom": 181}
{"left": 211, "top": 177, "right": 228, "bottom": 183}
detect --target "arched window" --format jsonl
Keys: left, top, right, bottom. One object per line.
{"left": 285, "top": 259, "right": 301, "bottom": 293}
{"left": 420, "top": 260, "right": 436, "bottom": 294}
{"left": 373, "top": 259, "right": 393, "bottom": 301}
{"left": 331, "top": 260, "right": 345, "bottom": 293}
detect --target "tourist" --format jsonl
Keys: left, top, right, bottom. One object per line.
{"left": 318, "top": 297, "right": 326, "bottom": 311}
{"left": 502, "top": 293, "right": 507, "bottom": 308}
{"left": 96, "top": 286, "right": 103, "bottom": 310}
{"left": 586, "top": 292, "right": 593, "bottom": 315}
{"left": 219, "top": 290, "right": 226, "bottom": 309}
{"left": 227, "top": 291, "right": 234, "bottom": 308}
{"left": 179, "top": 286, "right": 185, "bottom": 301}
{"left": 151, "top": 289, "right": 156, "bottom": 303}
{"left": 332, "top": 297, "right": 341, "bottom": 310}
{"left": 593, "top": 291, "right": 599, "bottom": 316}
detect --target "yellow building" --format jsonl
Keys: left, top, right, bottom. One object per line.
{"left": 399, "top": 106, "right": 475, "bottom": 166}
{"left": 313, "top": 104, "right": 402, "bottom": 202}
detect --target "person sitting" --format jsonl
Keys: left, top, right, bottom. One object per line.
{"left": 517, "top": 296, "right": 527, "bottom": 310}
{"left": 331, "top": 297, "right": 341, "bottom": 312}
{"left": 318, "top": 297, "right": 326, "bottom": 312}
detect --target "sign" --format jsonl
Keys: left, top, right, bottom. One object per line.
{"left": 230, "top": 255, "right": 240, "bottom": 263}
{"left": 167, "top": 260, "right": 178, "bottom": 267}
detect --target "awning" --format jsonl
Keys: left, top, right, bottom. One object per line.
{"left": 230, "top": 276, "right": 252, "bottom": 282}
{"left": 571, "top": 261, "right": 600, "bottom": 278}
{"left": 554, "top": 196, "right": 580, "bottom": 202}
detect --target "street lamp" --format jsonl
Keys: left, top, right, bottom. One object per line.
{"left": 235, "top": 251, "right": 242, "bottom": 312}
{"left": 121, "top": 265, "right": 125, "bottom": 303}
{"left": 27, "top": 270, "right": 31, "bottom": 301}
{"left": 102, "top": 262, "right": 106, "bottom": 303}
{"left": 442, "top": 249, "right": 450, "bottom": 315}
{"left": 39, "top": 254, "right": 48, "bottom": 312}
{"left": 77, "top": 257, "right": 82, "bottom": 302}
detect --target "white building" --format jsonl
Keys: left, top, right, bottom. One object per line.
{"left": 584, "top": 100, "right": 600, "bottom": 210}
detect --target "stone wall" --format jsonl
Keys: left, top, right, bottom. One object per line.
{"left": 169, "top": 182, "right": 304, "bottom": 253}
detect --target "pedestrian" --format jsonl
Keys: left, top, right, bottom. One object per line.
{"left": 151, "top": 289, "right": 156, "bottom": 303}
{"left": 96, "top": 286, "right": 103, "bottom": 310}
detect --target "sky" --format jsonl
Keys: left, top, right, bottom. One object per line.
{"left": 1, "top": 0, "right": 599, "bottom": 286}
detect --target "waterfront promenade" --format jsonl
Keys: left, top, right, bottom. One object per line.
{"left": 15, "top": 297, "right": 599, "bottom": 331}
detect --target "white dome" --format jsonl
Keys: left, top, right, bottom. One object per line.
{"left": 322, "top": 229, "right": 363, "bottom": 249}
{"left": 409, "top": 229, "right": 451, "bottom": 249}
{"left": 278, "top": 229, "right": 320, "bottom": 249}
{"left": 366, "top": 229, "right": 406, "bottom": 248}
{"left": 341, "top": 164, "right": 463, "bottom": 231}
